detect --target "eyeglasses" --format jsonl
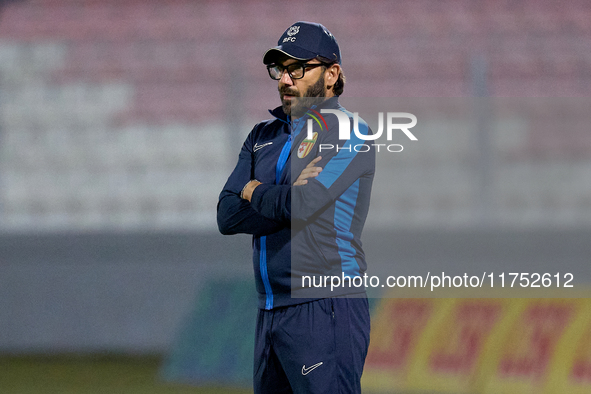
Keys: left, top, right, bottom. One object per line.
{"left": 267, "top": 62, "right": 326, "bottom": 80}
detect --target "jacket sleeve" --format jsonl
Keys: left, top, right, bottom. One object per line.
{"left": 217, "top": 128, "right": 285, "bottom": 236}
{"left": 250, "top": 121, "right": 375, "bottom": 223}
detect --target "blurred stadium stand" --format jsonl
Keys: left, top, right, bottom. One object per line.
{"left": 0, "top": 0, "right": 590, "bottom": 372}
{"left": 0, "top": 0, "right": 589, "bottom": 232}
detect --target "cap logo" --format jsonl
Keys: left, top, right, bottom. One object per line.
{"left": 287, "top": 26, "right": 300, "bottom": 37}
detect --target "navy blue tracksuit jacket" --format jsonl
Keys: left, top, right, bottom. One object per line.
{"left": 217, "top": 97, "right": 375, "bottom": 310}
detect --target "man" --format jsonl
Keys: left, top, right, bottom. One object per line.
{"left": 217, "top": 21, "right": 374, "bottom": 394}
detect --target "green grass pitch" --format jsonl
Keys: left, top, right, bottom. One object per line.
{"left": 0, "top": 355, "right": 253, "bottom": 394}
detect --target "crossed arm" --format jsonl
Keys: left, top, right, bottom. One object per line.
{"left": 241, "top": 156, "right": 323, "bottom": 202}
{"left": 217, "top": 156, "right": 323, "bottom": 236}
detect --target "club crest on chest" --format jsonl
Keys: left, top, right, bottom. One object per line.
{"left": 297, "top": 132, "right": 318, "bottom": 159}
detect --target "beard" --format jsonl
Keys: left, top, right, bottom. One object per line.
{"left": 280, "top": 74, "right": 326, "bottom": 118}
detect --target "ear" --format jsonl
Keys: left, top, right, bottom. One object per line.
{"left": 325, "top": 63, "right": 340, "bottom": 90}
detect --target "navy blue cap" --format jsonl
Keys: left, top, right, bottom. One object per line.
{"left": 263, "top": 21, "right": 341, "bottom": 65}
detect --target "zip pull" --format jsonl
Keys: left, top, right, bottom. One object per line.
{"left": 331, "top": 300, "right": 335, "bottom": 319}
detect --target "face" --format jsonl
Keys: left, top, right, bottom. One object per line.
{"left": 276, "top": 57, "right": 329, "bottom": 118}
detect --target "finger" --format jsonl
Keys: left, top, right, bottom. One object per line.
{"left": 301, "top": 166, "right": 323, "bottom": 176}
{"left": 295, "top": 169, "right": 320, "bottom": 183}
{"left": 297, "top": 169, "right": 321, "bottom": 181}
{"left": 301, "top": 167, "right": 323, "bottom": 175}
{"left": 305, "top": 156, "right": 322, "bottom": 168}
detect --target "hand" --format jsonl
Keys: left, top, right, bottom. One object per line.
{"left": 241, "top": 180, "right": 262, "bottom": 202}
{"left": 293, "top": 156, "right": 323, "bottom": 186}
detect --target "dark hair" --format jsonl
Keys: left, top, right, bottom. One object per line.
{"left": 316, "top": 56, "right": 345, "bottom": 96}
{"left": 333, "top": 70, "right": 345, "bottom": 96}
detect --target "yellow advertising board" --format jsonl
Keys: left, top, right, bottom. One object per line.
{"left": 480, "top": 298, "right": 578, "bottom": 394}
{"left": 407, "top": 298, "right": 509, "bottom": 393}
{"left": 363, "top": 296, "right": 591, "bottom": 394}
{"left": 362, "top": 298, "right": 444, "bottom": 391}
{"left": 544, "top": 299, "right": 591, "bottom": 394}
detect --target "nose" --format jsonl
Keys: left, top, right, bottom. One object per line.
{"left": 279, "top": 69, "right": 294, "bottom": 86}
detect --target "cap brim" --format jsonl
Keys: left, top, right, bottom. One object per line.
{"left": 263, "top": 46, "right": 317, "bottom": 64}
